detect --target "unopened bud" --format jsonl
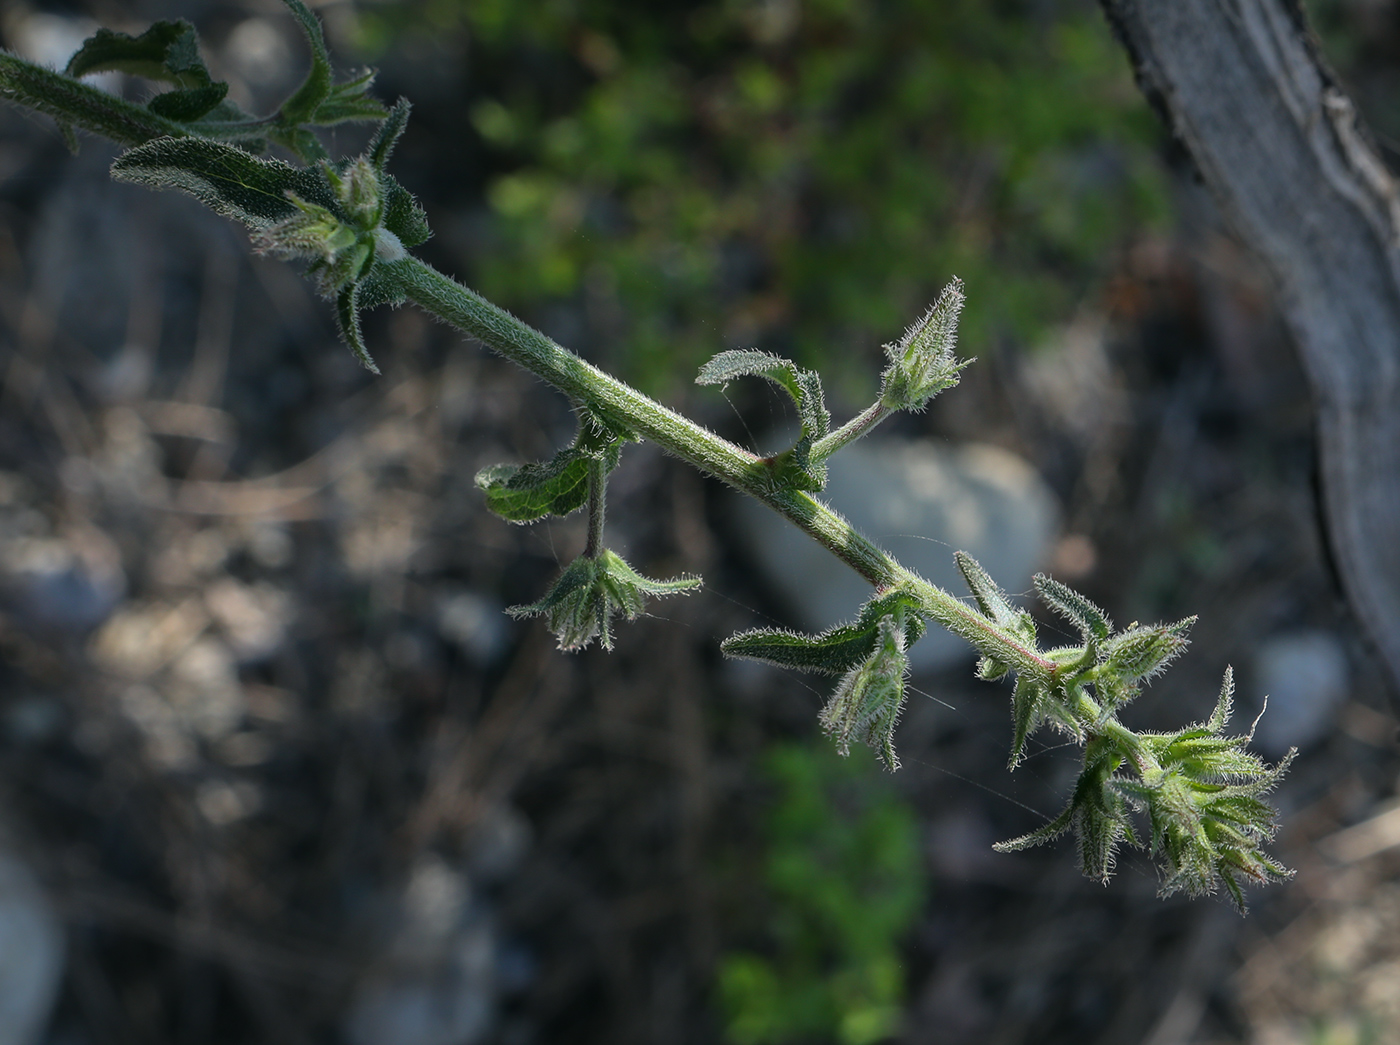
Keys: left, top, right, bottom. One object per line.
{"left": 819, "top": 615, "right": 909, "bottom": 769}
{"left": 880, "top": 277, "right": 970, "bottom": 411}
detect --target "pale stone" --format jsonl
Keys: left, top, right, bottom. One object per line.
{"left": 731, "top": 439, "right": 1058, "bottom": 671}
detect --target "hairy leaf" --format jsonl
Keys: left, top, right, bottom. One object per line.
{"left": 819, "top": 615, "right": 909, "bottom": 770}
{"left": 476, "top": 437, "right": 622, "bottom": 523}
{"left": 382, "top": 177, "right": 432, "bottom": 248}
{"left": 67, "top": 21, "right": 212, "bottom": 87}
{"left": 111, "top": 137, "right": 338, "bottom": 229}
{"left": 369, "top": 98, "right": 412, "bottom": 172}
{"left": 147, "top": 84, "right": 229, "bottom": 122}
{"left": 880, "top": 278, "right": 971, "bottom": 411}
{"left": 1033, "top": 573, "right": 1112, "bottom": 642}
{"left": 1008, "top": 674, "right": 1046, "bottom": 769}
{"left": 1103, "top": 618, "right": 1194, "bottom": 683}
{"left": 277, "top": 0, "right": 385, "bottom": 138}
{"left": 334, "top": 281, "right": 377, "bottom": 373}
{"left": 1207, "top": 666, "right": 1235, "bottom": 734}
{"left": 954, "top": 551, "right": 1037, "bottom": 648}
{"left": 697, "top": 349, "right": 829, "bottom": 489}
{"left": 277, "top": 0, "right": 334, "bottom": 126}
{"left": 720, "top": 590, "right": 926, "bottom": 675}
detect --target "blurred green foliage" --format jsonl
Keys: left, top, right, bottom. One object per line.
{"left": 718, "top": 741, "right": 924, "bottom": 1045}
{"left": 352, "top": 0, "right": 1168, "bottom": 395}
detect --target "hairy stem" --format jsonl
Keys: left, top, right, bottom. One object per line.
{"left": 810, "top": 400, "right": 891, "bottom": 462}
{"left": 584, "top": 456, "right": 607, "bottom": 559}
{"left": 397, "top": 257, "right": 1040, "bottom": 660}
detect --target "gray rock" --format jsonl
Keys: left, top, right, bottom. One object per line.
{"left": 731, "top": 439, "right": 1058, "bottom": 671}
{"left": 1250, "top": 629, "right": 1350, "bottom": 757}
{"left": 0, "top": 850, "right": 64, "bottom": 1045}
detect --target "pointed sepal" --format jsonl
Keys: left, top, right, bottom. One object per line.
{"left": 509, "top": 550, "right": 700, "bottom": 651}
{"left": 1033, "top": 573, "right": 1112, "bottom": 642}
{"left": 818, "top": 614, "right": 910, "bottom": 770}
{"left": 1102, "top": 617, "right": 1194, "bottom": 684}
{"left": 880, "top": 278, "right": 972, "bottom": 412}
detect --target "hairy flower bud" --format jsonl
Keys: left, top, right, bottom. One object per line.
{"left": 880, "top": 278, "right": 971, "bottom": 412}
{"left": 509, "top": 549, "right": 700, "bottom": 651}
{"left": 819, "top": 614, "right": 909, "bottom": 770}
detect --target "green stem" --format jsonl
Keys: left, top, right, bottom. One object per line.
{"left": 810, "top": 400, "right": 891, "bottom": 462}
{"left": 396, "top": 257, "right": 1043, "bottom": 665}
{"left": 584, "top": 456, "right": 607, "bottom": 559}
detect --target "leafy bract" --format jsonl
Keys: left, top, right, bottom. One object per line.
{"left": 272, "top": 0, "right": 386, "bottom": 159}
{"left": 65, "top": 19, "right": 235, "bottom": 125}
{"left": 880, "top": 278, "right": 971, "bottom": 411}
{"left": 697, "top": 349, "right": 829, "bottom": 490}
{"left": 721, "top": 589, "right": 926, "bottom": 675}
{"left": 954, "top": 551, "right": 1037, "bottom": 648}
{"left": 62, "top": 17, "right": 268, "bottom": 141}
{"left": 1033, "top": 573, "right": 1112, "bottom": 642}
{"left": 111, "top": 137, "right": 337, "bottom": 229}
{"left": 476, "top": 426, "right": 623, "bottom": 523}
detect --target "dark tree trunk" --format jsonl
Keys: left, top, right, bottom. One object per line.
{"left": 1100, "top": 0, "right": 1400, "bottom": 694}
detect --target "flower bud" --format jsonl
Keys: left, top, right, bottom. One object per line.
{"left": 819, "top": 615, "right": 909, "bottom": 770}
{"left": 880, "top": 278, "right": 970, "bottom": 412}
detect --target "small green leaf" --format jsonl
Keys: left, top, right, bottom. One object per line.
{"left": 1207, "top": 667, "right": 1235, "bottom": 734}
{"left": 276, "top": 1, "right": 386, "bottom": 135}
{"left": 880, "top": 278, "right": 971, "bottom": 411}
{"left": 1008, "top": 674, "right": 1046, "bottom": 769}
{"left": 356, "top": 256, "right": 414, "bottom": 310}
{"left": 66, "top": 21, "right": 213, "bottom": 88}
{"left": 954, "top": 551, "right": 1036, "bottom": 643}
{"left": 316, "top": 73, "right": 389, "bottom": 125}
{"left": 1033, "top": 573, "right": 1112, "bottom": 642}
{"left": 382, "top": 176, "right": 432, "bottom": 248}
{"left": 111, "top": 137, "right": 338, "bottom": 229}
{"left": 476, "top": 432, "right": 623, "bottom": 523}
{"left": 369, "top": 98, "right": 411, "bottom": 172}
{"left": 993, "top": 801, "right": 1074, "bottom": 853}
{"left": 277, "top": 0, "right": 334, "bottom": 126}
{"left": 476, "top": 451, "right": 592, "bottom": 522}
{"left": 697, "top": 349, "right": 829, "bottom": 489}
{"left": 720, "top": 589, "right": 926, "bottom": 675}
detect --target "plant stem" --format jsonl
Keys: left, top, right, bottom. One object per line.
{"left": 584, "top": 456, "right": 607, "bottom": 559}
{"left": 810, "top": 401, "right": 891, "bottom": 462}
{"left": 397, "top": 257, "right": 1045, "bottom": 667}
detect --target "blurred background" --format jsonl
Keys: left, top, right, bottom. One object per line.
{"left": 0, "top": 0, "right": 1398, "bottom": 1042}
